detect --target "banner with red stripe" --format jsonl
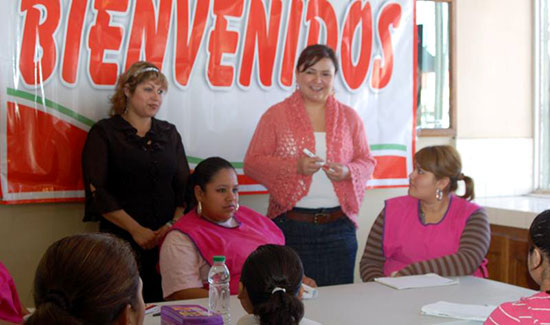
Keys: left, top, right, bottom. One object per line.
{"left": 0, "top": 0, "right": 415, "bottom": 203}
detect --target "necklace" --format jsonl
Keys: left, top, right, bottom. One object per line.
{"left": 419, "top": 199, "right": 450, "bottom": 224}
{"left": 419, "top": 206, "right": 426, "bottom": 223}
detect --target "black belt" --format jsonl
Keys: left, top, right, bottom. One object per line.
{"left": 286, "top": 207, "right": 345, "bottom": 224}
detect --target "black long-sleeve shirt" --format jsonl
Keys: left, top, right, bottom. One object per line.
{"left": 82, "top": 115, "right": 190, "bottom": 238}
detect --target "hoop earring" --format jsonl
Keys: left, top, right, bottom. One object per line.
{"left": 197, "top": 201, "right": 202, "bottom": 215}
{"left": 435, "top": 188, "right": 443, "bottom": 201}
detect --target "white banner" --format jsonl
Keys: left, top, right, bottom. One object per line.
{"left": 0, "top": 0, "right": 415, "bottom": 203}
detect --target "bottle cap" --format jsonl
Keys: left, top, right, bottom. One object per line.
{"left": 213, "top": 256, "right": 226, "bottom": 263}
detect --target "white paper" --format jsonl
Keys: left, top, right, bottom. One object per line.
{"left": 374, "top": 273, "right": 459, "bottom": 290}
{"left": 301, "top": 283, "right": 319, "bottom": 300}
{"left": 421, "top": 301, "right": 497, "bottom": 322}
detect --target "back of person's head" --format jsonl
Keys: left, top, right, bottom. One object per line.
{"left": 27, "top": 233, "right": 142, "bottom": 325}
{"left": 296, "top": 44, "right": 339, "bottom": 74}
{"left": 184, "top": 156, "right": 235, "bottom": 211}
{"left": 415, "top": 145, "right": 475, "bottom": 200}
{"left": 529, "top": 210, "right": 550, "bottom": 264}
{"left": 110, "top": 61, "right": 168, "bottom": 115}
{"left": 528, "top": 210, "right": 550, "bottom": 291}
{"left": 240, "top": 244, "right": 304, "bottom": 325}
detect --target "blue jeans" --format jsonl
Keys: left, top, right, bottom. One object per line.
{"left": 274, "top": 211, "right": 357, "bottom": 286}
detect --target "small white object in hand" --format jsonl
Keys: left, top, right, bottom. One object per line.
{"left": 301, "top": 283, "right": 319, "bottom": 300}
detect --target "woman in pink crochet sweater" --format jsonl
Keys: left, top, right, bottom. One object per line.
{"left": 244, "top": 44, "right": 376, "bottom": 286}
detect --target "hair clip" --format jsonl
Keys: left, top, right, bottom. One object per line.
{"left": 271, "top": 287, "right": 286, "bottom": 294}
{"left": 133, "top": 66, "right": 159, "bottom": 77}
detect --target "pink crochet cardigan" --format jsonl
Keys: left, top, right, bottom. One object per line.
{"left": 244, "top": 91, "right": 376, "bottom": 226}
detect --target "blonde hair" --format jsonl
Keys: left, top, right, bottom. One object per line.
{"left": 415, "top": 145, "right": 475, "bottom": 201}
{"left": 110, "top": 61, "right": 168, "bottom": 115}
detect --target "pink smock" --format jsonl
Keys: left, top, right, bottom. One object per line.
{"left": 0, "top": 262, "right": 23, "bottom": 323}
{"left": 383, "top": 195, "right": 487, "bottom": 277}
{"left": 164, "top": 206, "right": 285, "bottom": 294}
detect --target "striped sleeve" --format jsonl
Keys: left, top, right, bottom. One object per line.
{"left": 484, "top": 302, "right": 522, "bottom": 324}
{"left": 359, "top": 210, "right": 386, "bottom": 282}
{"left": 398, "top": 209, "right": 490, "bottom": 277}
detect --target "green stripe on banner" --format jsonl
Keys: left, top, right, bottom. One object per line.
{"left": 370, "top": 144, "right": 407, "bottom": 151}
{"left": 7, "top": 88, "right": 95, "bottom": 127}
{"left": 187, "top": 156, "right": 244, "bottom": 169}
{"left": 6, "top": 87, "right": 408, "bottom": 156}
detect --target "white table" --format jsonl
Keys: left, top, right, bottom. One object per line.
{"left": 145, "top": 276, "right": 535, "bottom": 325}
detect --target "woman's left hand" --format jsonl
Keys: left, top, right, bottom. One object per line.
{"left": 323, "top": 162, "right": 350, "bottom": 181}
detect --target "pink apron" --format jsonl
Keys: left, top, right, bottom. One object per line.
{"left": 0, "top": 262, "right": 23, "bottom": 323}
{"left": 383, "top": 195, "right": 488, "bottom": 277}
{"left": 164, "top": 206, "right": 285, "bottom": 294}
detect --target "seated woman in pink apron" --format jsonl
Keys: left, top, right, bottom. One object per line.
{"left": 359, "top": 145, "right": 490, "bottom": 281}
{"left": 159, "top": 157, "right": 285, "bottom": 300}
{"left": 0, "top": 262, "right": 27, "bottom": 324}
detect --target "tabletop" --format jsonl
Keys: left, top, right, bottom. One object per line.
{"left": 144, "top": 276, "right": 536, "bottom": 325}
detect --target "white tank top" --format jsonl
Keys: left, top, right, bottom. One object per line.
{"left": 295, "top": 132, "right": 340, "bottom": 208}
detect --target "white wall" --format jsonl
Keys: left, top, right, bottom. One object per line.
{"left": 455, "top": 0, "right": 533, "bottom": 197}
{"left": 456, "top": 0, "right": 532, "bottom": 139}
{"left": 0, "top": 203, "right": 97, "bottom": 306}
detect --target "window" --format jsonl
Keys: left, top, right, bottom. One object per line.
{"left": 416, "top": 0, "right": 455, "bottom": 136}
{"left": 536, "top": 0, "right": 550, "bottom": 191}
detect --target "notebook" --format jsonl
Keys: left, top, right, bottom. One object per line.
{"left": 421, "top": 301, "right": 497, "bottom": 322}
{"left": 374, "top": 273, "right": 459, "bottom": 290}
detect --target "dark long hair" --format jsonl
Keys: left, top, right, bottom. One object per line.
{"left": 240, "top": 244, "right": 305, "bottom": 325}
{"left": 27, "top": 233, "right": 141, "bottom": 325}
{"left": 184, "top": 157, "right": 236, "bottom": 212}
{"left": 529, "top": 210, "right": 550, "bottom": 268}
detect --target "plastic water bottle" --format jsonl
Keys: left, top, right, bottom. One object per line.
{"left": 208, "top": 255, "right": 231, "bottom": 324}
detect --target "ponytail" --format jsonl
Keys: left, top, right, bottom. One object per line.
{"left": 183, "top": 171, "right": 199, "bottom": 213}
{"left": 460, "top": 175, "right": 475, "bottom": 201}
{"left": 241, "top": 245, "right": 306, "bottom": 325}
{"left": 27, "top": 301, "right": 82, "bottom": 325}
{"left": 255, "top": 291, "right": 304, "bottom": 325}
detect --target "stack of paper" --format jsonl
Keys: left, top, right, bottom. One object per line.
{"left": 374, "top": 273, "right": 459, "bottom": 289}
{"left": 421, "top": 301, "right": 497, "bottom": 322}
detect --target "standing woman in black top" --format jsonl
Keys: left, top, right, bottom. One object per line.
{"left": 82, "top": 61, "right": 190, "bottom": 302}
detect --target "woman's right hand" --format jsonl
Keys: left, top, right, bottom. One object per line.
{"left": 302, "top": 275, "right": 318, "bottom": 287}
{"left": 131, "top": 225, "right": 157, "bottom": 250}
{"left": 297, "top": 157, "right": 324, "bottom": 176}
